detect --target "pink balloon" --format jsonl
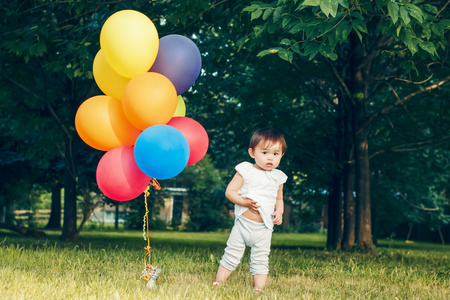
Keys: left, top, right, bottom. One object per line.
{"left": 96, "top": 146, "right": 150, "bottom": 201}
{"left": 167, "top": 117, "right": 209, "bottom": 166}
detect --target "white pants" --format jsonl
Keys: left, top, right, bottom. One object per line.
{"left": 220, "top": 216, "right": 272, "bottom": 275}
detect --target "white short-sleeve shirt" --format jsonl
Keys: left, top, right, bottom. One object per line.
{"left": 234, "top": 161, "right": 288, "bottom": 230}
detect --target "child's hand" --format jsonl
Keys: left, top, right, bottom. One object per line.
{"left": 245, "top": 198, "right": 260, "bottom": 214}
{"left": 272, "top": 210, "right": 283, "bottom": 225}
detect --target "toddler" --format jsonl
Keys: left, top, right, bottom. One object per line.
{"left": 213, "top": 128, "right": 288, "bottom": 293}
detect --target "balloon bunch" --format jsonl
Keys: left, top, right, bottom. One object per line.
{"left": 75, "top": 10, "right": 208, "bottom": 201}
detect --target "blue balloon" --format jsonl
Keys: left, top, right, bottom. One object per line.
{"left": 134, "top": 125, "right": 190, "bottom": 180}
{"left": 149, "top": 34, "right": 202, "bottom": 95}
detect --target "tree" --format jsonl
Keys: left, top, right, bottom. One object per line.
{"left": 0, "top": 0, "right": 105, "bottom": 241}
{"left": 369, "top": 79, "right": 450, "bottom": 243}
{"left": 241, "top": 0, "right": 450, "bottom": 249}
{"left": 1, "top": 0, "right": 448, "bottom": 245}
{"left": 0, "top": 0, "right": 227, "bottom": 239}
{"left": 179, "top": 155, "right": 231, "bottom": 231}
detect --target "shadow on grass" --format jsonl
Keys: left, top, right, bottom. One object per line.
{"left": 75, "top": 231, "right": 328, "bottom": 251}
{"left": 376, "top": 239, "right": 449, "bottom": 252}
{"left": 1, "top": 229, "right": 327, "bottom": 252}
{"left": 2, "top": 229, "right": 448, "bottom": 253}
{"left": 0, "top": 229, "right": 225, "bottom": 249}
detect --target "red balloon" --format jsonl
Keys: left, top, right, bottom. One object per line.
{"left": 167, "top": 117, "right": 209, "bottom": 166}
{"left": 96, "top": 146, "right": 150, "bottom": 201}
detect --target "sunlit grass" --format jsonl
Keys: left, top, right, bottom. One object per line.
{"left": 1, "top": 230, "right": 449, "bottom": 299}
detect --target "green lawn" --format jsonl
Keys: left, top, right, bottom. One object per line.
{"left": 1, "top": 229, "right": 449, "bottom": 299}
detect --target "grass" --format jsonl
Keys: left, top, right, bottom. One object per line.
{"left": 1, "top": 229, "right": 449, "bottom": 299}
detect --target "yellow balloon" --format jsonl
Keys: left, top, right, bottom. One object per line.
{"left": 122, "top": 72, "right": 177, "bottom": 130}
{"left": 93, "top": 49, "right": 131, "bottom": 100}
{"left": 173, "top": 95, "right": 186, "bottom": 117}
{"left": 75, "top": 95, "right": 141, "bottom": 151}
{"left": 100, "top": 10, "right": 159, "bottom": 78}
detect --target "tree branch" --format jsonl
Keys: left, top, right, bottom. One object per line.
{"left": 365, "top": 74, "right": 450, "bottom": 126}
{"left": 325, "top": 59, "right": 352, "bottom": 101}
{"left": 384, "top": 170, "right": 440, "bottom": 211}
{"left": 291, "top": 61, "right": 339, "bottom": 119}
{"left": 436, "top": 0, "right": 450, "bottom": 18}
{"left": 1, "top": 70, "right": 72, "bottom": 139}
{"left": 160, "top": 0, "right": 231, "bottom": 34}
{"left": 376, "top": 62, "right": 442, "bottom": 85}
{"left": 369, "top": 135, "right": 450, "bottom": 159}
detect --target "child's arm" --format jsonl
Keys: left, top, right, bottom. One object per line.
{"left": 272, "top": 184, "right": 284, "bottom": 225}
{"left": 225, "top": 172, "right": 260, "bottom": 214}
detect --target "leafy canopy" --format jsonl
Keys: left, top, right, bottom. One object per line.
{"left": 242, "top": 0, "right": 448, "bottom": 62}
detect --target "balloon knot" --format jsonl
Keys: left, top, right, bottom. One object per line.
{"left": 149, "top": 178, "right": 161, "bottom": 190}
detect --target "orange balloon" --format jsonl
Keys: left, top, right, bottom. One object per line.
{"left": 93, "top": 49, "right": 131, "bottom": 100}
{"left": 122, "top": 72, "right": 177, "bottom": 130}
{"left": 75, "top": 95, "right": 141, "bottom": 151}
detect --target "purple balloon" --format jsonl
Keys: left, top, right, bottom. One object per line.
{"left": 149, "top": 34, "right": 202, "bottom": 95}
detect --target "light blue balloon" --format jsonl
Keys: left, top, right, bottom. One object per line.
{"left": 134, "top": 125, "right": 190, "bottom": 180}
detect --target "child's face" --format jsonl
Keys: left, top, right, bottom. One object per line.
{"left": 248, "top": 141, "right": 284, "bottom": 171}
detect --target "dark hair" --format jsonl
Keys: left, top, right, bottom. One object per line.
{"left": 249, "top": 128, "right": 287, "bottom": 154}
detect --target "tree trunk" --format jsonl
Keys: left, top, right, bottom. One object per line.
{"left": 406, "top": 223, "right": 414, "bottom": 240}
{"left": 354, "top": 104, "right": 374, "bottom": 250}
{"left": 437, "top": 227, "right": 445, "bottom": 245}
{"left": 115, "top": 203, "right": 120, "bottom": 230}
{"left": 2, "top": 200, "right": 15, "bottom": 224}
{"left": 342, "top": 158, "right": 355, "bottom": 249}
{"left": 72, "top": 186, "right": 92, "bottom": 241}
{"left": 342, "top": 99, "right": 355, "bottom": 249}
{"left": 60, "top": 77, "right": 82, "bottom": 242}
{"left": 327, "top": 99, "right": 346, "bottom": 250}
{"left": 349, "top": 32, "right": 375, "bottom": 250}
{"left": 45, "top": 183, "right": 62, "bottom": 229}
{"left": 60, "top": 133, "right": 78, "bottom": 242}
{"left": 282, "top": 201, "right": 292, "bottom": 232}
{"left": 327, "top": 175, "right": 343, "bottom": 250}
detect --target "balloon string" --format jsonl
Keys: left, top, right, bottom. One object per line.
{"left": 143, "top": 178, "right": 161, "bottom": 270}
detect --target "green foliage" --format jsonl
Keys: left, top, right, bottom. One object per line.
{"left": 1, "top": 0, "right": 449, "bottom": 243}
{"left": 238, "top": 0, "right": 450, "bottom": 246}
{"left": 242, "top": 0, "right": 447, "bottom": 62}
{"left": 366, "top": 53, "right": 450, "bottom": 239}
{"left": 123, "top": 191, "right": 168, "bottom": 231}
{"left": 0, "top": 0, "right": 105, "bottom": 222}
{"left": 176, "top": 155, "right": 232, "bottom": 231}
